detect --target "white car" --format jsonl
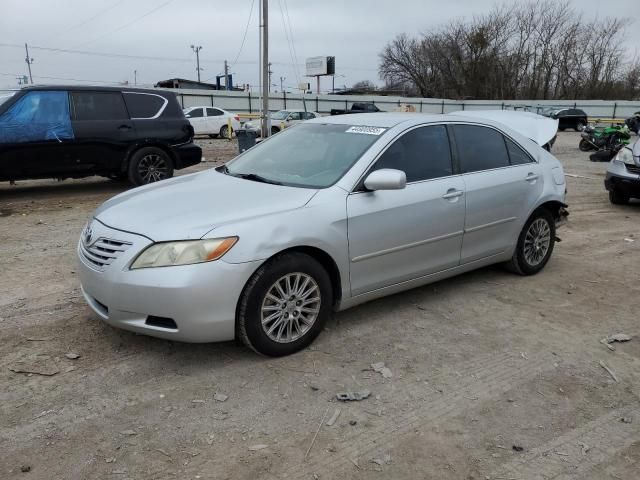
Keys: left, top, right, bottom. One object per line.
{"left": 245, "top": 109, "right": 320, "bottom": 136}
{"left": 183, "top": 106, "right": 241, "bottom": 138}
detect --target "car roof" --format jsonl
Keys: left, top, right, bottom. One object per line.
{"left": 306, "top": 112, "right": 491, "bottom": 128}
{"left": 18, "top": 85, "right": 172, "bottom": 95}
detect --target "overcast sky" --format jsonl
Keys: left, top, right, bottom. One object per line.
{"left": 1, "top": 0, "right": 638, "bottom": 92}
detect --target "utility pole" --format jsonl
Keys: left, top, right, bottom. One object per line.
{"left": 268, "top": 62, "right": 273, "bottom": 92}
{"left": 24, "top": 43, "right": 33, "bottom": 84}
{"left": 261, "top": 0, "right": 269, "bottom": 138}
{"left": 224, "top": 60, "right": 229, "bottom": 90}
{"left": 134, "top": 70, "right": 137, "bottom": 86}
{"left": 191, "top": 45, "right": 202, "bottom": 82}
{"left": 280, "top": 76, "right": 285, "bottom": 93}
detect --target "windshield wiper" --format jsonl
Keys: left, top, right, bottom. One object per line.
{"left": 231, "top": 172, "right": 283, "bottom": 185}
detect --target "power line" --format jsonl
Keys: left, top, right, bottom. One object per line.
{"left": 230, "top": 0, "right": 256, "bottom": 68}
{"left": 282, "top": 0, "right": 302, "bottom": 82}
{"left": 277, "top": 0, "right": 299, "bottom": 86}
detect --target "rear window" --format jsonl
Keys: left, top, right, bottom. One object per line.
{"left": 453, "top": 124, "right": 510, "bottom": 173}
{"left": 72, "top": 91, "right": 128, "bottom": 121}
{"left": 124, "top": 92, "right": 167, "bottom": 119}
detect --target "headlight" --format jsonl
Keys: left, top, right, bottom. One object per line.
{"left": 130, "top": 237, "right": 238, "bottom": 269}
{"left": 615, "top": 147, "right": 634, "bottom": 165}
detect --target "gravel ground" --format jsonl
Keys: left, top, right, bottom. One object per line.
{"left": 0, "top": 133, "right": 639, "bottom": 479}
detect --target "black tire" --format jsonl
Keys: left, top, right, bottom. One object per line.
{"left": 219, "top": 125, "right": 232, "bottom": 139}
{"left": 609, "top": 189, "right": 629, "bottom": 205}
{"left": 127, "top": 147, "right": 174, "bottom": 186}
{"left": 271, "top": 126, "right": 280, "bottom": 135}
{"left": 579, "top": 139, "right": 593, "bottom": 152}
{"left": 237, "top": 252, "right": 333, "bottom": 357}
{"left": 558, "top": 126, "right": 566, "bottom": 132}
{"left": 506, "top": 208, "right": 556, "bottom": 276}
{"left": 575, "top": 120, "right": 586, "bottom": 131}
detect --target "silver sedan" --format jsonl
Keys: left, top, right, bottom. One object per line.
{"left": 77, "top": 112, "right": 567, "bottom": 356}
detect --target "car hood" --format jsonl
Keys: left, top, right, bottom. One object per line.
{"left": 94, "top": 169, "right": 318, "bottom": 241}
{"left": 450, "top": 110, "right": 559, "bottom": 146}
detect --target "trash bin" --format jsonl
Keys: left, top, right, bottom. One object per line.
{"left": 236, "top": 129, "right": 257, "bottom": 153}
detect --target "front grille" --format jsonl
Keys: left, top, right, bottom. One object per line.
{"left": 625, "top": 164, "right": 640, "bottom": 175}
{"left": 80, "top": 237, "right": 132, "bottom": 270}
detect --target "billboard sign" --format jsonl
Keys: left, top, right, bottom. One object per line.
{"left": 306, "top": 56, "right": 335, "bottom": 76}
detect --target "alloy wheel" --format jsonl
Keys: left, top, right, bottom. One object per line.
{"left": 523, "top": 218, "right": 551, "bottom": 266}
{"left": 260, "top": 272, "right": 321, "bottom": 343}
{"left": 138, "top": 154, "right": 169, "bottom": 183}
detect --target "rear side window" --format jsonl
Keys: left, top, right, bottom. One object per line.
{"left": 186, "top": 108, "right": 203, "bottom": 118}
{"left": 124, "top": 92, "right": 167, "bottom": 119}
{"left": 72, "top": 91, "right": 128, "bottom": 121}
{"left": 505, "top": 137, "right": 533, "bottom": 165}
{"left": 373, "top": 125, "right": 453, "bottom": 182}
{"left": 206, "top": 108, "right": 223, "bottom": 116}
{"left": 453, "top": 125, "right": 510, "bottom": 173}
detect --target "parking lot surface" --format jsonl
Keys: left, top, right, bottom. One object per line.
{"left": 1, "top": 133, "right": 639, "bottom": 479}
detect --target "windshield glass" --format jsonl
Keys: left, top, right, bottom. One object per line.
{"left": 0, "top": 92, "right": 15, "bottom": 107}
{"left": 225, "top": 123, "right": 383, "bottom": 188}
{"left": 271, "top": 110, "right": 290, "bottom": 120}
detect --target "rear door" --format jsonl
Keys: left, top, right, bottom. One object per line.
{"left": 205, "top": 107, "right": 225, "bottom": 134}
{"left": 347, "top": 125, "right": 466, "bottom": 295}
{"left": 452, "top": 124, "right": 543, "bottom": 263}
{"left": 185, "top": 107, "right": 206, "bottom": 134}
{"left": 70, "top": 90, "right": 135, "bottom": 175}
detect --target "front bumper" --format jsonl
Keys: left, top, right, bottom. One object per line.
{"left": 77, "top": 220, "right": 261, "bottom": 343}
{"left": 172, "top": 142, "right": 202, "bottom": 169}
{"left": 604, "top": 163, "right": 640, "bottom": 198}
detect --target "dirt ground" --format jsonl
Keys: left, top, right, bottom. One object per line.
{"left": 1, "top": 133, "right": 639, "bottom": 480}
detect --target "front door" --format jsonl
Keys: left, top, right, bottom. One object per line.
{"left": 347, "top": 125, "right": 466, "bottom": 296}
{"left": 205, "top": 107, "right": 225, "bottom": 135}
{"left": 451, "top": 124, "right": 544, "bottom": 263}
{"left": 69, "top": 90, "right": 136, "bottom": 175}
{"left": 185, "top": 107, "right": 207, "bottom": 134}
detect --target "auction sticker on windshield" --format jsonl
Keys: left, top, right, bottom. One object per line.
{"left": 346, "top": 126, "right": 386, "bottom": 135}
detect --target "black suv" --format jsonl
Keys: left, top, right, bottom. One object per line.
{"left": 543, "top": 108, "right": 588, "bottom": 131}
{"left": 0, "top": 86, "right": 201, "bottom": 186}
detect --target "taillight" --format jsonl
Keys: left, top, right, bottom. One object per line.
{"left": 234, "top": 116, "right": 240, "bottom": 121}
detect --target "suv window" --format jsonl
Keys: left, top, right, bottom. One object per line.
{"left": 123, "top": 92, "right": 166, "bottom": 119}
{"left": 72, "top": 91, "right": 128, "bottom": 121}
{"left": 0, "top": 90, "right": 73, "bottom": 143}
{"left": 373, "top": 125, "right": 453, "bottom": 182}
{"left": 505, "top": 137, "right": 533, "bottom": 165}
{"left": 206, "top": 108, "right": 223, "bottom": 116}
{"left": 186, "top": 108, "right": 203, "bottom": 118}
{"left": 453, "top": 125, "right": 510, "bottom": 173}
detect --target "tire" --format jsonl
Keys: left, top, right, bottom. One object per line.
{"left": 609, "top": 189, "right": 629, "bottom": 205}
{"left": 219, "top": 125, "right": 232, "bottom": 139}
{"left": 127, "top": 147, "right": 174, "bottom": 186}
{"left": 271, "top": 126, "right": 280, "bottom": 135}
{"left": 237, "top": 252, "right": 333, "bottom": 357}
{"left": 575, "top": 120, "right": 586, "bottom": 132}
{"left": 558, "top": 126, "right": 566, "bottom": 132}
{"left": 579, "top": 139, "right": 593, "bottom": 152}
{"left": 506, "top": 208, "right": 556, "bottom": 276}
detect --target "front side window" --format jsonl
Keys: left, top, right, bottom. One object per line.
{"left": 271, "top": 111, "right": 289, "bottom": 120}
{"left": 453, "top": 124, "right": 510, "bottom": 173}
{"left": 206, "top": 108, "right": 223, "bottom": 117}
{"left": 225, "top": 123, "right": 381, "bottom": 188}
{"left": 185, "top": 108, "right": 203, "bottom": 118}
{"left": 288, "top": 112, "right": 302, "bottom": 121}
{"left": 124, "top": 92, "right": 166, "bottom": 119}
{"left": 373, "top": 125, "right": 453, "bottom": 182}
{"left": 303, "top": 112, "right": 316, "bottom": 120}
{"left": 0, "top": 90, "right": 73, "bottom": 143}
{"left": 72, "top": 91, "right": 128, "bottom": 121}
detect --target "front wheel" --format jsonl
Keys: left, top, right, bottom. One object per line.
{"left": 128, "top": 147, "right": 174, "bottom": 186}
{"left": 219, "top": 125, "right": 232, "bottom": 139}
{"left": 609, "top": 189, "right": 629, "bottom": 205}
{"left": 237, "top": 252, "right": 333, "bottom": 356}
{"left": 576, "top": 120, "right": 587, "bottom": 131}
{"left": 506, "top": 209, "right": 556, "bottom": 276}
{"left": 579, "top": 139, "right": 593, "bottom": 152}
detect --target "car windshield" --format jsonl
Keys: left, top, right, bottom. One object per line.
{"left": 271, "top": 110, "right": 290, "bottom": 120}
{"left": 0, "top": 92, "right": 15, "bottom": 107}
{"left": 224, "top": 123, "right": 382, "bottom": 188}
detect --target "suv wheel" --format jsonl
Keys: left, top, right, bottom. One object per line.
{"left": 128, "top": 147, "right": 174, "bottom": 186}
{"left": 576, "top": 120, "right": 587, "bottom": 131}
{"left": 609, "top": 189, "right": 629, "bottom": 205}
{"left": 507, "top": 209, "right": 556, "bottom": 276}
{"left": 237, "top": 252, "right": 332, "bottom": 356}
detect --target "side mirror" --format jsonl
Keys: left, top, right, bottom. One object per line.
{"left": 364, "top": 169, "right": 406, "bottom": 191}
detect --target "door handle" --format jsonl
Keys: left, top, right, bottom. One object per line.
{"left": 442, "top": 189, "right": 464, "bottom": 200}
{"left": 118, "top": 124, "right": 133, "bottom": 130}
{"left": 525, "top": 173, "right": 539, "bottom": 182}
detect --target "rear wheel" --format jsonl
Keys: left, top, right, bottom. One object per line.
{"left": 271, "top": 126, "right": 280, "bottom": 135}
{"left": 128, "top": 147, "right": 174, "bottom": 186}
{"left": 609, "top": 189, "right": 629, "bottom": 205}
{"left": 506, "top": 209, "right": 556, "bottom": 276}
{"left": 219, "top": 125, "right": 232, "bottom": 139}
{"left": 576, "top": 120, "right": 587, "bottom": 131}
{"left": 579, "top": 139, "right": 593, "bottom": 152}
{"left": 237, "top": 252, "right": 332, "bottom": 357}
